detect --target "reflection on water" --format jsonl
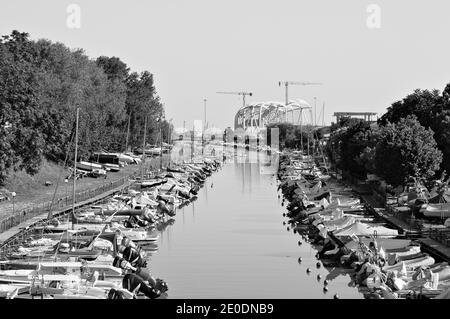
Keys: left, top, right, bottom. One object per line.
{"left": 147, "top": 150, "right": 363, "bottom": 299}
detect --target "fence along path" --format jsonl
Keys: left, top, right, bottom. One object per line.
{"left": 0, "top": 177, "right": 131, "bottom": 254}
{"left": 0, "top": 156, "right": 166, "bottom": 236}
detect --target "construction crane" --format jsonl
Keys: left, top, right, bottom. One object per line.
{"left": 216, "top": 91, "right": 253, "bottom": 108}
{"left": 278, "top": 81, "right": 322, "bottom": 121}
{"left": 217, "top": 91, "right": 254, "bottom": 130}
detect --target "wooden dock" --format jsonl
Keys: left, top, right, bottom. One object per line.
{"left": 359, "top": 193, "right": 421, "bottom": 236}
{"left": 419, "top": 238, "right": 450, "bottom": 263}
{"left": 359, "top": 192, "right": 450, "bottom": 262}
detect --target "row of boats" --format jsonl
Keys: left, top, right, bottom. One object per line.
{"left": 72, "top": 153, "right": 143, "bottom": 178}
{"left": 0, "top": 158, "right": 221, "bottom": 299}
{"left": 277, "top": 151, "right": 450, "bottom": 299}
{"left": 393, "top": 178, "right": 450, "bottom": 220}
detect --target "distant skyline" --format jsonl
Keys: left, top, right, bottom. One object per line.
{"left": 1, "top": 0, "right": 450, "bottom": 130}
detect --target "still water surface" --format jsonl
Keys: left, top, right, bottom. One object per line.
{"left": 149, "top": 151, "right": 363, "bottom": 298}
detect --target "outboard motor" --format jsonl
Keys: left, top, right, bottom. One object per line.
{"left": 107, "top": 288, "right": 129, "bottom": 299}
{"left": 157, "top": 200, "right": 175, "bottom": 217}
{"left": 318, "top": 239, "right": 336, "bottom": 259}
{"left": 134, "top": 267, "right": 168, "bottom": 293}
{"left": 122, "top": 246, "right": 147, "bottom": 268}
{"left": 121, "top": 236, "right": 137, "bottom": 249}
{"left": 141, "top": 210, "right": 156, "bottom": 223}
{"left": 314, "top": 191, "right": 331, "bottom": 201}
{"left": 190, "top": 185, "right": 200, "bottom": 195}
{"left": 178, "top": 189, "right": 191, "bottom": 199}
{"left": 122, "top": 273, "right": 162, "bottom": 299}
{"left": 123, "top": 216, "right": 141, "bottom": 228}
{"left": 113, "top": 256, "right": 132, "bottom": 270}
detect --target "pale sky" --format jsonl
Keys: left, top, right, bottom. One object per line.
{"left": 1, "top": 0, "right": 450, "bottom": 130}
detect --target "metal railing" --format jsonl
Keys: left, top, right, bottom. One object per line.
{"left": 0, "top": 155, "right": 170, "bottom": 235}
{"left": 0, "top": 176, "right": 129, "bottom": 234}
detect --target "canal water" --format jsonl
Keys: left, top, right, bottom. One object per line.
{"left": 149, "top": 150, "right": 363, "bottom": 298}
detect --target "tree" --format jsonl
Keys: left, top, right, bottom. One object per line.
{"left": 378, "top": 89, "right": 445, "bottom": 128}
{"left": 330, "top": 116, "right": 365, "bottom": 132}
{"left": 0, "top": 31, "right": 46, "bottom": 183}
{"left": 96, "top": 56, "right": 129, "bottom": 82}
{"left": 374, "top": 116, "right": 442, "bottom": 187}
{"left": 377, "top": 85, "right": 450, "bottom": 175}
{"left": 326, "top": 119, "right": 378, "bottom": 178}
{"left": 266, "top": 123, "right": 312, "bottom": 150}
{"left": 125, "top": 71, "right": 164, "bottom": 149}
{"left": 0, "top": 30, "right": 167, "bottom": 186}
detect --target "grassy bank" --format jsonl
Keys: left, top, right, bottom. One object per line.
{"left": 0, "top": 159, "right": 142, "bottom": 219}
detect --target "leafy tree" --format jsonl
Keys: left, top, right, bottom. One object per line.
{"left": 378, "top": 89, "right": 445, "bottom": 128}
{"left": 96, "top": 56, "right": 129, "bottom": 82}
{"left": 326, "top": 119, "right": 378, "bottom": 177}
{"left": 266, "top": 122, "right": 316, "bottom": 150}
{"left": 125, "top": 71, "right": 164, "bottom": 149}
{"left": 377, "top": 86, "right": 450, "bottom": 174}
{"left": 375, "top": 116, "right": 442, "bottom": 187}
{"left": 0, "top": 30, "right": 167, "bottom": 186}
{"left": 0, "top": 31, "right": 46, "bottom": 183}
{"left": 330, "top": 116, "right": 365, "bottom": 132}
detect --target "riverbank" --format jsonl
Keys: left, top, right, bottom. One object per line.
{"left": 0, "top": 179, "right": 129, "bottom": 247}
{"left": 337, "top": 173, "right": 450, "bottom": 263}
{"left": 278, "top": 152, "right": 450, "bottom": 298}
{"left": 0, "top": 162, "right": 139, "bottom": 219}
{"left": 0, "top": 156, "right": 222, "bottom": 299}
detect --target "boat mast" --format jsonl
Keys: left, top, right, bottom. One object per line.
{"left": 72, "top": 108, "right": 79, "bottom": 231}
{"left": 125, "top": 114, "right": 131, "bottom": 153}
{"left": 160, "top": 126, "right": 163, "bottom": 170}
{"left": 191, "top": 124, "right": 194, "bottom": 163}
{"left": 141, "top": 116, "right": 147, "bottom": 181}
{"left": 168, "top": 122, "right": 172, "bottom": 168}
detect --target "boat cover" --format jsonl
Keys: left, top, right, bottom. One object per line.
{"left": 333, "top": 221, "right": 398, "bottom": 237}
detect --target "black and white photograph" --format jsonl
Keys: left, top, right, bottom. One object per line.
{"left": 0, "top": 0, "right": 449, "bottom": 312}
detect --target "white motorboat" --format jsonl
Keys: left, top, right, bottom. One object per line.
{"left": 420, "top": 203, "right": 450, "bottom": 218}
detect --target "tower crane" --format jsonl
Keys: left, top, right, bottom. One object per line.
{"left": 216, "top": 91, "right": 253, "bottom": 108}
{"left": 278, "top": 81, "right": 322, "bottom": 122}
{"left": 217, "top": 91, "right": 255, "bottom": 130}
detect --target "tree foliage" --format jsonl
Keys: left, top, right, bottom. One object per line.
{"left": 378, "top": 86, "right": 450, "bottom": 173}
{"left": 326, "top": 119, "right": 378, "bottom": 177}
{"left": 267, "top": 122, "right": 318, "bottom": 150}
{"left": 0, "top": 31, "right": 45, "bottom": 183}
{"left": 0, "top": 30, "right": 171, "bottom": 185}
{"left": 374, "top": 116, "right": 442, "bottom": 187}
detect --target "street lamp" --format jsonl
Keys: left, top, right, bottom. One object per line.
{"left": 203, "top": 98, "right": 207, "bottom": 156}
{"left": 11, "top": 192, "right": 16, "bottom": 215}
{"left": 314, "top": 97, "right": 317, "bottom": 127}
{"left": 64, "top": 178, "right": 69, "bottom": 205}
{"left": 154, "top": 116, "right": 163, "bottom": 171}
{"left": 168, "top": 118, "right": 173, "bottom": 168}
